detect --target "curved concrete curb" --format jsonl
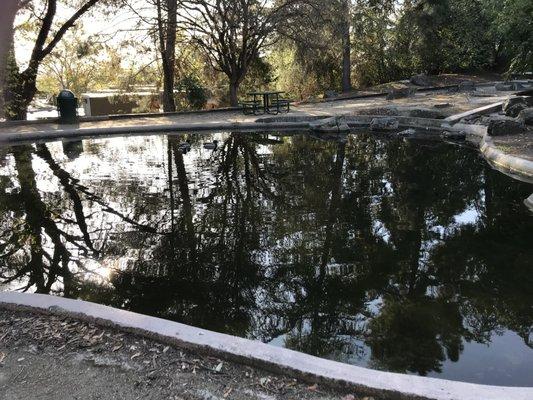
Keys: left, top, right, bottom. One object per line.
{"left": 448, "top": 122, "right": 533, "bottom": 183}
{"left": 1, "top": 292, "right": 532, "bottom": 400}
{"left": 1, "top": 114, "right": 532, "bottom": 185}
{"left": 480, "top": 135, "right": 533, "bottom": 183}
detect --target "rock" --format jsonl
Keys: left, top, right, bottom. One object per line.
{"left": 324, "top": 90, "right": 338, "bottom": 99}
{"left": 434, "top": 103, "right": 452, "bottom": 109}
{"left": 487, "top": 119, "right": 527, "bottom": 136}
{"left": 518, "top": 108, "right": 533, "bottom": 125}
{"left": 386, "top": 87, "right": 414, "bottom": 100}
{"left": 410, "top": 73, "right": 430, "bottom": 86}
{"left": 495, "top": 83, "right": 514, "bottom": 91}
{"left": 309, "top": 116, "right": 350, "bottom": 133}
{"left": 458, "top": 81, "right": 476, "bottom": 92}
{"left": 441, "top": 130, "right": 466, "bottom": 140}
{"left": 506, "top": 103, "right": 527, "bottom": 118}
{"left": 502, "top": 96, "right": 528, "bottom": 116}
{"left": 370, "top": 117, "right": 399, "bottom": 131}
{"left": 397, "top": 128, "right": 416, "bottom": 137}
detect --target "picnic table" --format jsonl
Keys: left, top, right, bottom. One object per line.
{"left": 241, "top": 91, "right": 291, "bottom": 115}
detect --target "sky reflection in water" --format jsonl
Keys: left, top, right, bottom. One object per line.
{"left": 0, "top": 132, "right": 532, "bottom": 386}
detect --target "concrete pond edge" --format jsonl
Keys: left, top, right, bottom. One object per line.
{"left": 0, "top": 110, "right": 531, "bottom": 184}
{"left": 480, "top": 134, "right": 533, "bottom": 182}
{"left": 0, "top": 292, "right": 532, "bottom": 400}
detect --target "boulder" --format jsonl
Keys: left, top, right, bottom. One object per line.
{"left": 386, "top": 87, "right": 414, "bottom": 100}
{"left": 309, "top": 116, "right": 350, "bottom": 133}
{"left": 487, "top": 119, "right": 527, "bottom": 137}
{"left": 495, "top": 83, "right": 514, "bottom": 91}
{"left": 458, "top": 81, "right": 476, "bottom": 92}
{"left": 502, "top": 97, "right": 532, "bottom": 117}
{"left": 370, "top": 117, "right": 399, "bottom": 131}
{"left": 410, "top": 73, "right": 430, "bottom": 86}
{"left": 506, "top": 103, "right": 527, "bottom": 117}
{"left": 518, "top": 108, "right": 533, "bottom": 125}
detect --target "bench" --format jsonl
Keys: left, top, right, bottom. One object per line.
{"left": 268, "top": 99, "right": 292, "bottom": 114}
{"left": 240, "top": 100, "right": 262, "bottom": 115}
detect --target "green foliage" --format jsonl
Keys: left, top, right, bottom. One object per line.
{"left": 7, "top": 0, "right": 533, "bottom": 116}
{"left": 491, "top": 0, "right": 533, "bottom": 73}
{"left": 176, "top": 75, "right": 208, "bottom": 110}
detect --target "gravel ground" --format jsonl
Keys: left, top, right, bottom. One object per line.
{"left": 0, "top": 310, "right": 381, "bottom": 400}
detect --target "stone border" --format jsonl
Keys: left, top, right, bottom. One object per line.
{"left": 0, "top": 292, "right": 532, "bottom": 400}
{"left": 480, "top": 134, "right": 533, "bottom": 183}
{"left": 1, "top": 112, "right": 532, "bottom": 182}
{"left": 1, "top": 111, "right": 532, "bottom": 182}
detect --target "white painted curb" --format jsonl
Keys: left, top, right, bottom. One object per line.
{"left": 1, "top": 293, "right": 532, "bottom": 400}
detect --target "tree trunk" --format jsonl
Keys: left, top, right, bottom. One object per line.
{"left": 341, "top": 0, "right": 352, "bottom": 93}
{"left": 3, "top": 0, "right": 100, "bottom": 120}
{"left": 0, "top": 0, "right": 20, "bottom": 120}
{"left": 229, "top": 80, "right": 240, "bottom": 107}
{"left": 158, "top": 0, "right": 177, "bottom": 113}
{"left": 161, "top": 59, "right": 176, "bottom": 112}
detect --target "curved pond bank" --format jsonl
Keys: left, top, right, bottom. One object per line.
{"left": 0, "top": 110, "right": 531, "bottom": 181}
{"left": 1, "top": 292, "right": 532, "bottom": 400}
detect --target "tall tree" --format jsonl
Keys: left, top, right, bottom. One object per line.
{"left": 178, "top": 0, "right": 305, "bottom": 106}
{"left": 4, "top": 0, "right": 104, "bottom": 120}
{"left": 340, "top": 0, "right": 352, "bottom": 92}
{"left": 0, "top": 0, "right": 25, "bottom": 120}
{"left": 155, "top": 0, "right": 178, "bottom": 112}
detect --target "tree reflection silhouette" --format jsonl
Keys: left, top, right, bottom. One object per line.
{"left": 0, "top": 133, "right": 531, "bottom": 380}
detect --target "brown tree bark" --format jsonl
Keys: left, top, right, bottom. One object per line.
{"left": 0, "top": 0, "right": 21, "bottom": 120}
{"left": 341, "top": 0, "right": 352, "bottom": 93}
{"left": 3, "top": 0, "right": 101, "bottom": 120}
{"left": 229, "top": 79, "right": 240, "bottom": 107}
{"left": 157, "top": 0, "right": 177, "bottom": 112}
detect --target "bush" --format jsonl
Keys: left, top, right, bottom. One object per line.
{"left": 176, "top": 76, "right": 208, "bottom": 110}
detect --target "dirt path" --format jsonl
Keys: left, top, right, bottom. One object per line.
{"left": 0, "top": 310, "right": 378, "bottom": 400}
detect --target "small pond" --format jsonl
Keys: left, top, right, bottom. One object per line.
{"left": 0, "top": 132, "right": 532, "bottom": 386}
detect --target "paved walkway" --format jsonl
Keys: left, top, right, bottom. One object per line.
{"left": 0, "top": 88, "right": 517, "bottom": 136}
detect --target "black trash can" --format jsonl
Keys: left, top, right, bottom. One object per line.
{"left": 57, "top": 89, "right": 78, "bottom": 123}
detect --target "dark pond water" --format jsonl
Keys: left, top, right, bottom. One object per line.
{"left": 0, "top": 132, "right": 532, "bottom": 386}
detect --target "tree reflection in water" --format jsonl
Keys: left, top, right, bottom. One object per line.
{"left": 0, "top": 132, "right": 531, "bottom": 385}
